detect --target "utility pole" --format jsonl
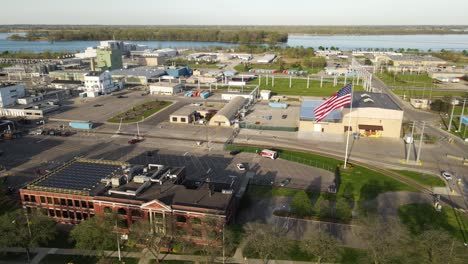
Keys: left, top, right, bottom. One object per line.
{"left": 457, "top": 99, "right": 466, "bottom": 132}
{"left": 416, "top": 121, "right": 425, "bottom": 164}
{"left": 448, "top": 102, "right": 456, "bottom": 132}
{"left": 406, "top": 121, "right": 416, "bottom": 164}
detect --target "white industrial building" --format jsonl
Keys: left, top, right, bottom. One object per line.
{"left": 150, "top": 82, "right": 183, "bottom": 95}
{"left": 83, "top": 71, "right": 122, "bottom": 97}
{"left": 0, "top": 83, "right": 26, "bottom": 107}
{"left": 260, "top": 90, "right": 271, "bottom": 100}
{"left": 75, "top": 47, "right": 97, "bottom": 59}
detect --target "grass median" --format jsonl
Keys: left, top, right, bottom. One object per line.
{"left": 399, "top": 203, "right": 468, "bottom": 241}
{"left": 392, "top": 170, "right": 446, "bottom": 187}
{"left": 107, "top": 100, "right": 172, "bottom": 124}
{"left": 376, "top": 72, "right": 436, "bottom": 88}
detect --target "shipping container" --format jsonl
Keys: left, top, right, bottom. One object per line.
{"left": 200, "top": 91, "right": 211, "bottom": 99}
{"left": 69, "top": 121, "right": 93, "bottom": 130}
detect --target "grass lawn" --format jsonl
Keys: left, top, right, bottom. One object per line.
{"left": 391, "top": 88, "right": 466, "bottom": 99}
{"left": 243, "top": 241, "right": 368, "bottom": 263}
{"left": 40, "top": 255, "right": 139, "bottom": 264}
{"left": 440, "top": 117, "right": 467, "bottom": 139}
{"left": 399, "top": 203, "right": 468, "bottom": 241}
{"left": 392, "top": 170, "right": 446, "bottom": 187}
{"left": 107, "top": 100, "right": 172, "bottom": 123}
{"left": 376, "top": 72, "right": 436, "bottom": 88}
{"left": 188, "top": 63, "right": 220, "bottom": 69}
{"left": 246, "top": 77, "right": 364, "bottom": 96}
{"left": 230, "top": 145, "right": 415, "bottom": 222}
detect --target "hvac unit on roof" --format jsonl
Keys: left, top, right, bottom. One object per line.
{"left": 363, "top": 98, "right": 374, "bottom": 103}
{"left": 360, "top": 93, "right": 371, "bottom": 98}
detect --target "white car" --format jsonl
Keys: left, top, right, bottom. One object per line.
{"left": 441, "top": 171, "right": 453, "bottom": 180}
{"left": 191, "top": 103, "right": 202, "bottom": 106}
{"left": 236, "top": 163, "right": 246, "bottom": 171}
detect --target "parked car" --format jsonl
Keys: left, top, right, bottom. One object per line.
{"left": 441, "top": 171, "right": 453, "bottom": 180}
{"left": 60, "top": 131, "right": 71, "bottom": 137}
{"left": 93, "top": 104, "right": 103, "bottom": 107}
{"left": 236, "top": 163, "right": 246, "bottom": 171}
{"left": 48, "top": 130, "right": 56, "bottom": 136}
{"left": 117, "top": 95, "right": 126, "bottom": 98}
{"left": 229, "top": 149, "right": 241, "bottom": 155}
{"left": 279, "top": 178, "right": 291, "bottom": 187}
{"left": 128, "top": 138, "right": 143, "bottom": 144}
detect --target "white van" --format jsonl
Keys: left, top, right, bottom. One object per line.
{"left": 260, "top": 149, "right": 278, "bottom": 160}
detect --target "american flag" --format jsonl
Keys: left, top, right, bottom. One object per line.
{"left": 314, "top": 83, "right": 352, "bottom": 122}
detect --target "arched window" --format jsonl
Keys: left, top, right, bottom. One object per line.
{"left": 131, "top": 210, "right": 142, "bottom": 217}
{"left": 103, "top": 207, "right": 112, "bottom": 213}
{"left": 176, "top": 215, "right": 187, "bottom": 223}
{"left": 117, "top": 208, "right": 127, "bottom": 215}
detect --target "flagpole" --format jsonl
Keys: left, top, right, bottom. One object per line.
{"left": 344, "top": 82, "right": 354, "bottom": 169}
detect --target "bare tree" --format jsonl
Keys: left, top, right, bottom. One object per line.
{"left": 356, "top": 216, "right": 409, "bottom": 264}
{"left": 128, "top": 220, "right": 169, "bottom": 264}
{"left": 415, "top": 229, "right": 467, "bottom": 264}
{"left": 244, "top": 222, "right": 286, "bottom": 263}
{"left": 300, "top": 230, "right": 342, "bottom": 263}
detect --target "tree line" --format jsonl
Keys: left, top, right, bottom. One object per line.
{"left": 7, "top": 28, "right": 288, "bottom": 44}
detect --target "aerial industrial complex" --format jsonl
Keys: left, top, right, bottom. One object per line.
{"left": 0, "top": 33, "right": 467, "bottom": 264}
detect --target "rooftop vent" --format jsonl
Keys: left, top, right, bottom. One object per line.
{"left": 360, "top": 93, "right": 371, "bottom": 98}
{"left": 363, "top": 98, "right": 375, "bottom": 103}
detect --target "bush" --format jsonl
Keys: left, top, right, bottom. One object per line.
{"left": 291, "top": 191, "right": 312, "bottom": 217}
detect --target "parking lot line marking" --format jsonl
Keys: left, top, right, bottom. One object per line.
{"left": 36, "top": 136, "right": 50, "bottom": 143}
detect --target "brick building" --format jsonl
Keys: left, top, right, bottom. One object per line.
{"left": 20, "top": 158, "right": 240, "bottom": 244}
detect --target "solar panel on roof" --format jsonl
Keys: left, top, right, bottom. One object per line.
{"left": 35, "top": 161, "right": 122, "bottom": 192}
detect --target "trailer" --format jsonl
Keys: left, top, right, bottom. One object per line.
{"left": 200, "top": 91, "right": 211, "bottom": 99}
{"left": 69, "top": 121, "right": 93, "bottom": 130}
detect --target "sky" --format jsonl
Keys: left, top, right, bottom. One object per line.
{"left": 1, "top": 0, "right": 467, "bottom": 25}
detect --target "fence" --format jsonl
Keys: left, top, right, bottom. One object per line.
{"left": 239, "top": 122, "right": 298, "bottom": 132}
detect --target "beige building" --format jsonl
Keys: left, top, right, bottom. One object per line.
{"left": 170, "top": 105, "right": 220, "bottom": 124}
{"left": 150, "top": 83, "right": 183, "bottom": 95}
{"left": 138, "top": 57, "right": 167, "bottom": 66}
{"left": 209, "top": 96, "right": 246, "bottom": 127}
{"left": 299, "top": 93, "right": 403, "bottom": 138}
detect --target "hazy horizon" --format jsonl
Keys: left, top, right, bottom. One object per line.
{"left": 1, "top": 0, "right": 467, "bottom": 25}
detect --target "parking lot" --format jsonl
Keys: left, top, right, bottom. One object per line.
{"left": 244, "top": 101, "right": 300, "bottom": 128}
{"left": 48, "top": 90, "right": 155, "bottom": 123}
{"left": 0, "top": 132, "right": 334, "bottom": 192}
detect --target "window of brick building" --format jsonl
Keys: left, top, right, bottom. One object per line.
{"left": 40, "top": 196, "right": 46, "bottom": 203}
{"left": 131, "top": 210, "right": 142, "bottom": 217}
{"left": 76, "top": 212, "right": 82, "bottom": 220}
{"left": 30, "top": 196, "right": 36, "bottom": 202}
{"left": 48, "top": 209, "right": 55, "bottom": 217}
{"left": 103, "top": 207, "right": 112, "bottom": 213}
{"left": 60, "top": 198, "right": 66, "bottom": 206}
{"left": 89, "top": 202, "right": 94, "bottom": 209}
{"left": 67, "top": 199, "right": 73, "bottom": 206}
{"left": 62, "top": 211, "right": 69, "bottom": 218}
{"left": 69, "top": 212, "right": 75, "bottom": 219}
{"left": 176, "top": 215, "right": 187, "bottom": 223}
{"left": 74, "top": 200, "right": 80, "bottom": 207}
{"left": 24, "top": 195, "right": 30, "bottom": 202}
{"left": 47, "top": 197, "right": 52, "bottom": 204}
{"left": 54, "top": 198, "right": 59, "bottom": 204}
{"left": 117, "top": 208, "right": 127, "bottom": 215}
{"left": 81, "top": 201, "right": 87, "bottom": 208}
{"left": 55, "top": 210, "right": 62, "bottom": 218}
{"left": 191, "top": 217, "right": 201, "bottom": 225}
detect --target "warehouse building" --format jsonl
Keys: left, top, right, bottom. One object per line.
{"left": 256, "top": 54, "right": 276, "bottom": 63}
{"left": 149, "top": 82, "right": 183, "bottom": 95}
{"left": 209, "top": 96, "right": 246, "bottom": 127}
{"left": 20, "top": 158, "right": 240, "bottom": 245}
{"left": 110, "top": 68, "right": 166, "bottom": 85}
{"left": 170, "top": 104, "right": 219, "bottom": 124}
{"left": 298, "top": 92, "right": 403, "bottom": 139}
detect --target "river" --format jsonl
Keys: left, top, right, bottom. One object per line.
{"left": 0, "top": 33, "right": 467, "bottom": 53}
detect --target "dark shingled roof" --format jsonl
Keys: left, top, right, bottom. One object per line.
{"left": 346, "top": 92, "right": 401, "bottom": 110}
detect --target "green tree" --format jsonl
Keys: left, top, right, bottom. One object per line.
{"left": 244, "top": 222, "right": 286, "bottom": 263}
{"left": 0, "top": 209, "right": 56, "bottom": 263}
{"left": 300, "top": 230, "right": 342, "bottom": 264}
{"left": 70, "top": 214, "right": 117, "bottom": 257}
{"left": 430, "top": 99, "right": 450, "bottom": 113}
{"left": 291, "top": 191, "right": 311, "bottom": 217}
